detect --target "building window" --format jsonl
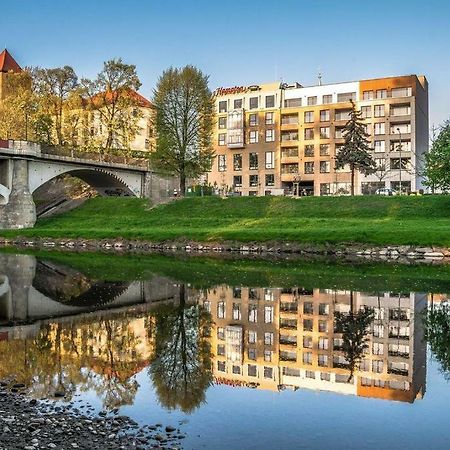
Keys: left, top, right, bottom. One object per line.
{"left": 282, "top": 163, "right": 299, "bottom": 174}
{"left": 281, "top": 130, "right": 299, "bottom": 142}
{"left": 219, "top": 101, "right": 227, "bottom": 113}
{"left": 304, "top": 144, "right": 315, "bottom": 157}
{"left": 321, "top": 372, "right": 331, "bottom": 381}
{"left": 390, "top": 158, "right": 410, "bottom": 170}
{"left": 320, "top": 144, "right": 330, "bottom": 156}
{"left": 307, "top": 96, "right": 317, "bottom": 106}
{"left": 374, "top": 104, "right": 385, "bottom": 117}
{"left": 335, "top": 127, "right": 345, "bottom": 139}
{"left": 233, "top": 154, "right": 242, "bottom": 171}
{"left": 265, "top": 112, "right": 274, "bottom": 125}
{"left": 363, "top": 90, "right": 374, "bottom": 100}
{"left": 218, "top": 154, "right": 226, "bottom": 171}
{"left": 233, "top": 175, "right": 242, "bottom": 187}
{"left": 320, "top": 161, "right": 330, "bottom": 173}
{"left": 233, "top": 287, "right": 242, "bottom": 298}
{"left": 318, "top": 354, "right": 328, "bottom": 367}
{"left": 319, "top": 303, "right": 329, "bottom": 315}
{"left": 335, "top": 109, "right": 352, "bottom": 121}
{"left": 217, "top": 327, "right": 225, "bottom": 340}
{"left": 303, "top": 319, "right": 313, "bottom": 332}
{"left": 248, "top": 349, "right": 257, "bottom": 361}
{"left": 248, "top": 330, "right": 257, "bottom": 344}
{"left": 373, "top": 342, "right": 384, "bottom": 355}
{"left": 265, "top": 95, "right": 275, "bottom": 108}
{"left": 265, "top": 151, "right": 275, "bottom": 169}
{"left": 337, "top": 92, "right": 356, "bottom": 102}
{"left": 217, "top": 301, "right": 225, "bottom": 319}
{"left": 264, "top": 306, "right": 274, "bottom": 323}
{"left": 264, "top": 350, "right": 272, "bottom": 362}
{"left": 320, "top": 127, "right": 330, "bottom": 139}
{"left": 322, "top": 94, "right": 333, "bottom": 104}
{"left": 264, "top": 332, "right": 274, "bottom": 346}
{"left": 249, "top": 113, "right": 258, "bottom": 126}
{"left": 248, "top": 364, "right": 257, "bottom": 377}
{"left": 304, "top": 162, "right": 314, "bottom": 174}
{"left": 391, "top": 87, "right": 412, "bottom": 98}
{"left": 372, "top": 360, "right": 384, "bottom": 373}
{"left": 217, "top": 344, "right": 225, "bottom": 356}
{"left": 361, "top": 105, "right": 372, "bottom": 118}
{"left": 264, "top": 367, "right": 273, "bottom": 379}
{"left": 232, "top": 303, "right": 241, "bottom": 320}
{"left": 249, "top": 174, "right": 259, "bottom": 187}
{"left": 284, "top": 98, "right": 302, "bottom": 107}
{"left": 234, "top": 98, "right": 242, "bottom": 109}
{"left": 218, "top": 133, "right": 226, "bottom": 146}
{"left": 303, "top": 336, "right": 313, "bottom": 348}
{"left": 320, "top": 183, "right": 330, "bottom": 196}
{"left": 265, "top": 174, "right": 275, "bottom": 186}
{"left": 376, "top": 89, "right": 387, "bottom": 99}
{"left": 217, "top": 361, "right": 226, "bottom": 372}
{"left": 303, "top": 352, "right": 313, "bottom": 365}
{"left": 249, "top": 130, "right": 258, "bottom": 144}
{"left": 320, "top": 110, "right": 330, "bottom": 122}
{"left": 391, "top": 122, "right": 411, "bottom": 134}
{"left": 304, "top": 128, "right": 314, "bottom": 140}
{"left": 390, "top": 104, "right": 411, "bottom": 116}
{"left": 249, "top": 304, "right": 258, "bottom": 322}
{"left": 374, "top": 123, "right": 385, "bottom": 135}
{"left": 319, "top": 337, "right": 329, "bottom": 350}
{"left": 265, "top": 129, "right": 275, "bottom": 142}
{"left": 232, "top": 365, "right": 241, "bottom": 375}
{"left": 249, "top": 97, "right": 258, "bottom": 109}
{"left": 318, "top": 320, "right": 328, "bottom": 332}
{"left": 249, "top": 152, "right": 259, "bottom": 170}
{"left": 304, "top": 111, "right": 314, "bottom": 123}
{"left": 218, "top": 116, "right": 227, "bottom": 129}
{"left": 374, "top": 140, "right": 386, "bottom": 153}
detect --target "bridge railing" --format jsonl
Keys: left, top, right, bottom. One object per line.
{"left": 41, "top": 145, "right": 151, "bottom": 169}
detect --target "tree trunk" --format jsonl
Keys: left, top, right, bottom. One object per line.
{"left": 180, "top": 173, "right": 186, "bottom": 197}
{"left": 351, "top": 167, "right": 355, "bottom": 196}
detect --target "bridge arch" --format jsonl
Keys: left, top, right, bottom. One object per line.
{"left": 30, "top": 167, "right": 138, "bottom": 197}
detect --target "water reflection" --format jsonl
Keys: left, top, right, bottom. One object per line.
{"left": 0, "top": 253, "right": 435, "bottom": 414}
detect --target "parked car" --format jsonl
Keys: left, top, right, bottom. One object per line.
{"left": 375, "top": 188, "right": 397, "bottom": 196}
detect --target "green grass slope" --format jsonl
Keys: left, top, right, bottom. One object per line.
{"left": 2, "top": 195, "right": 450, "bottom": 246}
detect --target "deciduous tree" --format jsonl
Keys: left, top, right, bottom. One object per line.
{"left": 424, "top": 121, "right": 450, "bottom": 192}
{"left": 82, "top": 59, "right": 142, "bottom": 150}
{"left": 152, "top": 66, "right": 215, "bottom": 195}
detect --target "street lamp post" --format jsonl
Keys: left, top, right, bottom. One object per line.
{"left": 396, "top": 127, "right": 402, "bottom": 195}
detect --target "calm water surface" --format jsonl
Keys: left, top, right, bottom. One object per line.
{"left": 1, "top": 251, "right": 450, "bottom": 449}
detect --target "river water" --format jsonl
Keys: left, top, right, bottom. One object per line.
{"left": 1, "top": 251, "right": 450, "bottom": 449}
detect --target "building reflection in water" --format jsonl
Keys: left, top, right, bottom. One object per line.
{"left": 0, "top": 253, "right": 430, "bottom": 414}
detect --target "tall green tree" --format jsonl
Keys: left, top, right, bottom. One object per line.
{"left": 82, "top": 59, "right": 142, "bottom": 150}
{"left": 152, "top": 65, "right": 215, "bottom": 194}
{"left": 34, "top": 66, "right": 79, "bottom": 145}
{"left": 335, "top": 101, "right": 376, "bottom": 195}
{"left": 424, "top": 121, "right": 450, "bottom": 192}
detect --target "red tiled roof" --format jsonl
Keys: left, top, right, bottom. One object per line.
{"left": 89, "top": 88, "right": 152, "bottom": 108}
{"left": 0, "top": 49, "right": 22, "bottom": 73}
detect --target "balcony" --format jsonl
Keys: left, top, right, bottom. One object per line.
{"left": 388, "top": 367, "right": 409, "bottom": 376}
{"left": 280, "top": 302, "right": 298, "bottom": 313}
{"left": 281, "top": 132, "right": 299, "bottom": 142}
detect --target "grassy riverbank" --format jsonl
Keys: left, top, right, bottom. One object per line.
{"left": 3, "top": 195, "right": 450, "bottom": 247}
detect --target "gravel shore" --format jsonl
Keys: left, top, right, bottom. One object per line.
{"left": 0, "top": 381, "right": 186, "bottom": 450}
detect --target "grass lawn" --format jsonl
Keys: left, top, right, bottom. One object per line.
{"left": 2, "top": 195, "right": 450, "bottom": 247}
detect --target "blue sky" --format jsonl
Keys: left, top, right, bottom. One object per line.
{"left": 3, "top": 0, "right": 449, "bottom": 125}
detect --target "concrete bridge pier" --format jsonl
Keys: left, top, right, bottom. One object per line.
{"left": 0, "top": 159, "right": 36, "bottom": 229}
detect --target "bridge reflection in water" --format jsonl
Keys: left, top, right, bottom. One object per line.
{"left": 0, "top": 253, "right": 429, "bottom": 413}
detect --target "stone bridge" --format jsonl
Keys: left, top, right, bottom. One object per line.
{"left": 0, "top": 140, "right": 177, "bottom": 229}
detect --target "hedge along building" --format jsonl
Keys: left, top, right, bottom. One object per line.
{"left": 209, "top": 75, "right": 428, "bottom": 196}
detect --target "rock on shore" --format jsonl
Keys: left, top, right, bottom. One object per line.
{"left": 0, "top": 381, "right": 185, "bottom": 449}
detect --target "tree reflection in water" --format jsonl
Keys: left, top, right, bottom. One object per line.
{"left": 149, "top": 284, "right": 213, "bottom": 413}
{"left": 334, "top": 292, "right": 374, "bottom": 382}
{"left": 424, "top": 299, "right": 450, "bottom": 379}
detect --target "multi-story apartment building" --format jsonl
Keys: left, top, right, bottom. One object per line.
{"left": 201, "top": 286, "right": 427, "bottom": 403}
{"left": 209, "top": 75, "right": 428, "bottom": 196}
